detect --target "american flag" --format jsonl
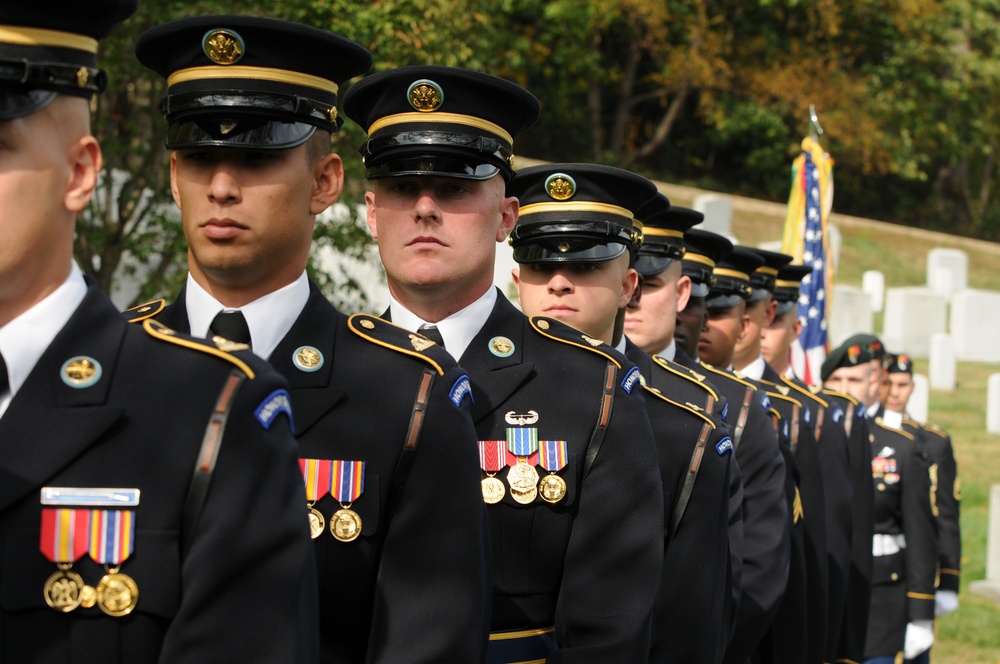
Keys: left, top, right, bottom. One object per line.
{"left": 782, "top": 137, "right": 834, "bottom": 385}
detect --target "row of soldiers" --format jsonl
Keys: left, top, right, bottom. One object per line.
{"left": 0, "top": 3, "right": 960, "bottom": 663}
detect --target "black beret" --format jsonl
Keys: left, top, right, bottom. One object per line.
{"left": 706, "top": 246, "right": 764, "bottom": 310}
{"left": 681, "top": 227, "right": 731, "bottom": 298}
{"left": 821, "top": 339, "right": 871, "bottom": 381}
{"left": 773, "top": 264, "right": 812, "bottom": 317}
{"left": 343, "top": 65, "right": 539, "bottom": 181}
{"left": 745, "top": 247, "right": 793, "bottom": 303}
{"left": 506, "top": 163, "right": 657, "bottom": 265}
{"left": 633, "top": 193, "right": 706, "bottom": 278}
{"left": 883, "top": 352, "right": 913, "bottom": 374}
{"left": 136, "top": 16, "right": 372, "bottom": 149}
{"left": 843, "top": 332, "right": 886, "bottom": 361}
{"left": 0, "top": 0, "right": 137, "bottom": 119}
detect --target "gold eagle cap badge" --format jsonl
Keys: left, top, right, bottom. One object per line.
{"left": 203, "top": 29, "right": 245, "bottom": 65}
{"left": 408, "top": 79, "right": 443, "bottom": 112}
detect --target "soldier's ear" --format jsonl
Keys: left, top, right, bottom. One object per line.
{"left": 310, "top": 152, "right": 344, "bottom": 215}
{"left": 64, "top": 136, "right": 102, "bottom": 214}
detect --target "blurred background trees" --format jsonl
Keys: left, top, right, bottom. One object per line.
{"left": 89, "top": 0, "right": 1000, "bottom": 308}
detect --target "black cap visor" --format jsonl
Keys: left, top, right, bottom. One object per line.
{"left": 0, "top": 88, "right": 57, "bottom": 121}
{"left": 512, "top": 237, "right": 629, "bottom": 265}
{"left": 364, "top": 154, "right": 500, "bottom": 180}
{"left": 775, "top": 300, "right": 796, "bottom": 317}
{"left": 166, "top": 118, "right": 316, "bottom": 150}
{"left": 706, "top": 293, "right": 745, "bottom": 310}
{"left": 634, "top": 254, "right": 677, "bottom": 277}
{"left": 362, "top": 129, "right": 511, "bottom": 181}
{"left": 689, "top": 281, "right": 710, "bottom": 298}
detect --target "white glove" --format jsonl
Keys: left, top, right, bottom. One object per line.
{"left": 935, "top": 589, "right": 959, "bottom": 616}
{"left": 904, "top": 620, "right": 935, "bottom": 659}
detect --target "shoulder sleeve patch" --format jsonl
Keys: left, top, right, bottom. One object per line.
{"left": 832, "top": 406, "right": 845, "bottom": 424}
{"left": 528, "top": 316, "right": 622, "bottom": 368}
{"left": 720, "top": 402, "right": 729, "bottom": 423}
{"left": 142, "top": 319, "right": 255, "bottom": 379}
{"left": 621, "top": 366, "right": 641, "bottom": 394}
{"left": 449, "top": 375, "right": 473, "bottom": 408}
{"left": 716, "top": 436, "right": 733, "bottom": 456}
{"left": 760, "top": 394, "right": 772, "bottom": 411}
{"left": 124, "top": 298, "right": 165, "bottom": 323}
{"left": 255, "top": 389, "right": 293, "bottom": 431}
{"left": 347, "top": 314, "right": 447, "bottom": 376}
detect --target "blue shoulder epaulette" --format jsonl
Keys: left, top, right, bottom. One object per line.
{"left": 651, "top": 356, "right": 720, "bottom": 400}
{"left": 528, "top": 316, "right": 623, "bottom": 368}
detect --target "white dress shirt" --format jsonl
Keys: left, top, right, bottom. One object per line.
{"left": 185, "top": 271, "right": 310, "bottom": 361}
{"left": 740, "top": 354, "right": 767, "bottom": 381}
{"left": 388, "top": 287, "right": 498, "bottom": 363}
{"left": 0, "top": 263, "right": 88, "bottom": 417}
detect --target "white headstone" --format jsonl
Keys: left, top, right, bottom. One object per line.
{"left": 828, "top": 284, "right": 874, "bottom": 348}
{"left": 949, "top": 289, "right": 1000, "bottom": 362}
{"left": 692, "top": 194, "right": 732, "bottom": 238}
{"left": 929, "top": 333, "right": 957, "bottom": 391}
{"left": 970, "top": 485, "right": 1000, "bottom": 603}
{"left": 927, "top": 248, "right": 968, "bottom": 297}
{"left": 828, "top": 223, "right": 842, "bottom": 274}
{"left": 881, "top": 287, "right": 948, "bottom": 358}
{"left": 908, "top": 374, "right": 929, "bottom": 424}
{"left": 862, "top": 270, "right": 885, "bottom": 312}
{"left": 988, "top": 375, "right": 1000, "bottom": 435}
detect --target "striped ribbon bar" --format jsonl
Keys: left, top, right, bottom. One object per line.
{"left": 331, "top": 460, "right": 365, "bottom": 503}
{"left": 506, "top": 427, "right": 539, "bottom": 457}
{"left": 479, "top": 440, "right": 507, "bottom": 472}
{"left": 40, "top": 508, "right": 89, "bottom": 564}
{"left": 299, "top": 458, "right": 334, "bottom": 502}
{"left": 538, "top": 440, "right": 568, "bottom": 472}
{"left": 88, "top": 510, "right": 135, "bottom": 566}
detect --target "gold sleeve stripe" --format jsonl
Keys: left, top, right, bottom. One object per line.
{"left": 906, "top": 592, "right": 936, "bottom": 600}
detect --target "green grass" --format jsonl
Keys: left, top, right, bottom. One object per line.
{"left": 705, "top": 192, "right": 1000, "bottom": 663}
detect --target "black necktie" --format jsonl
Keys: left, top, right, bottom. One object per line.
{"left": 418, "top": 324, "right": 445, "bottom": 349}
{"left": 0, "top": 350, "right": 8, "bottom": 397}
{"left": 209, "top": 310, "right": 252, "bottom": 345}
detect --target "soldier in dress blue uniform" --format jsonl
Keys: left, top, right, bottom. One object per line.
{"left": 669, "top": 233, "right": 791, "bottom": 664}
{"left": 763, "top": 263, "right": 876, "bottom": 664}
{"left": 878, "top": 352, "right": 961, "bottom": 664}
{"left": 343, "top": 67, "right": 664, "bottom": 663}
{"left": 823, "top": 341, "right": 938, "bottom": 664}
{"left": 506, "top": 165, "right": 740, "bottom": 664}
{"left": 132, "top": 19, "right": 490, "bottom": 663}
{"left": 0, "top": 4, "right": 318, "bottom": 662}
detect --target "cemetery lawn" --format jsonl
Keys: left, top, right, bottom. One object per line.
{"left": 725, "top": 205, "right": 1000, "bottom": 663}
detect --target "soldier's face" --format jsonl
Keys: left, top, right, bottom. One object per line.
{"left": 761, "top": 310, "right": 802, "bottom": 366}
{"left": 0, "top": 96, "right": 99, "bottom": 326}
{"left": 675, "top": 295, "right": 708, "bottom": 359}
{"left": 883, "top": 372, "right": 914, "bottom": 413}
{"left": 366, "top": 176, "right": 517, "bottom": 304}
{"left": 623, "top": 263, "right": 690, "bottom": 355}
{"left": 824, "top": 363, "right": 872, "bottom": 406}
{"left": 700, "top": 303, "right": 748, "bottom": 369}
{"left": 513, "top": 255, "right": 637, "bottom": 345}
{"left": 735, "top": 297, "right": 777, "bottom": 361}
{"left": 171, "top": 144, "right": 341, "bottom": 298}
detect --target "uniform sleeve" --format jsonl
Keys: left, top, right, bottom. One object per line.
{"left": 903, "top": 446, "right": 939, "bottom": 622}
{"left": 554, "top": 376, "right": 664, "bottom": 661}
{"left": 723, "top": 398, "right": 790, "bottom": 664}
{"left": 931, "top": 432, "right": 961, "bottom": 593}
{"left": 365, "top": 365, "right": 491, "bottom": 663}
{"left": 158, "top": 369, "right": 318, "bottom": 664}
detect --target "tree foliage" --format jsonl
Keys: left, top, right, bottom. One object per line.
{"left": 86, "top": 0, "right": 1000, "bottom": 308}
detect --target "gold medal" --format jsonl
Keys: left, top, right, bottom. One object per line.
{"left": 80, "top": 585, "right": 97, "bottom": 609}
{"left": 481, "top": 476, "right": 506, "bottom": 504}
{"left": 331, "top": 508, "right": 362, "bottom": 542}
{"left": 43, "top": 566, "right": 85, "bottom": 613}
{"left": 308, "top": 505, "right": 326, "bottom": 539}
{"left": 539, "top": 474, "right": 567, "bottom": 504}
{"left": 96, "top": 569, "right": 139, "bottom": 617}
{"left": 507, "top": 459, "right": 540, "bottom": 505}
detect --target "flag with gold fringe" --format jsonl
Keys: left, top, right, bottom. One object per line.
{"left": 781, "top": 136, "right": 834, "bottom": 385}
